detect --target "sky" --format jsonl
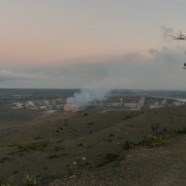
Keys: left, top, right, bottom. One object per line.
{"left": 0, "top": 0, "right": 186, "bottom": 89}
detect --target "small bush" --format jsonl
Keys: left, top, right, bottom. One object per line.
{"left": 151, "top": 123, "right": 159, "bottom": 135}
{"left": 54, "top": 146, "right": 64, "bottom": 151}
{"left": 13, "top": 170, "right": 18, "bottom": 174}
{"left": 0, "top": 157, "right": 12, "bottom": 163}
{"left": 88, "top": 122, "right": 94, "bottom": 125}
{"left": 77, "top": 143, "right": 84, "bottom": 147}
{"left": 140, "top": 134, "right": 165, "bottom": 148}
{"left": 96, "top": 153, "right": 119, "bottom": 167}
{"left": 125, "top": 113, "right": 133, "bottom": 119}
{"left": 16, "top": 140, "right": 49, "bottom": 153}
{"left": 22, "top": 174, "right": 37, "bottom": 186}
{"left": 0, "top": 177, "right": 13, "bottom": 186}
{"left": 122, "top": 141, "right": 135, "bottom": 150}
{"left": 175, "top": 127, "right": 186, "bottom": 134}
{"left": 48, "top": 154, "right": 59, "bottom": 159}
{"left": 57, "top": 139, "right": 64, "bottom": 143}
{"left": 109, "top": 133, "right": 114, "bottom": 137}
{"left": 73, "top": 156, "right": 87, "bottom": 167}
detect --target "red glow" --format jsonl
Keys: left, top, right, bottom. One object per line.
{"left": 64, "top": 105, "right": 80, "bottom": 111}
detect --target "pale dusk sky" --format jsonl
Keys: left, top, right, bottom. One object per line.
{"left": 0, "top": 0, "right": 186, "bottom": 89}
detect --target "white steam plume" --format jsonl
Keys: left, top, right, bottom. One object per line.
{"left": 66, "top": 89, "right": 111, "bottom": 108}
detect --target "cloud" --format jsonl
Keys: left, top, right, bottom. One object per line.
{"left": 0, "top": 69, "right": 47, "bottom": 81}
{"left": 0, "top": 47, "right": 185, "bottom": 90}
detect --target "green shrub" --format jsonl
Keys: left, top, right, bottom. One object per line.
{"left": 73, "top": 156, "right": 87, "bottom": 167}
{"left": 122, "top": 141, "right": 135, "bottom": 150}
{"left": 0, "top": 177, "right": 13, "bottom": 186}
{"left": 16, "top": 140, "right": 49, "bottom": 153}
{"left": 140, "top": 134, "right": 165, "bottom": 148}
{"left": 0, "top": 157, "right": 12, "bottom": 163}
{"left": 48, "top": 154, "right": 59, "bottom": 159}
{"left": 22, "top": 174, "right": 37, "bottom": 186}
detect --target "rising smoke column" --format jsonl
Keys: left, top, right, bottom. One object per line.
{"left": 64, "top": 89, "right": 110, "bottom": 111}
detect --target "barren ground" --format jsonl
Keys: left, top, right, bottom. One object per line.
{"left": 0, "top": 107, "right": 186, "bottom": 185}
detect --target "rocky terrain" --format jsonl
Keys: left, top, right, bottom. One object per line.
{"left": 1, "top": 89, "right": 186, "bottom": 185}
{"left": 10, "top": 95, "right": 186, "bottom": 112}
{"left": 0, "top": 106, "right": 186, "bottom": 185}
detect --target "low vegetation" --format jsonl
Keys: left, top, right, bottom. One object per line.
{"left": 73, "top": 156, "right": 87, "bottom": 167}
{"left": 22, "top": 174, "right": 37, "bottom": 186}
{"left": 0, "top": 177, "right": 13, "bottom": 186}
{"left": 1, "top": 107, "right": 186, "bottom": 185}
{"left": 0, "top": 174, "right": 37, "bottom": 186}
